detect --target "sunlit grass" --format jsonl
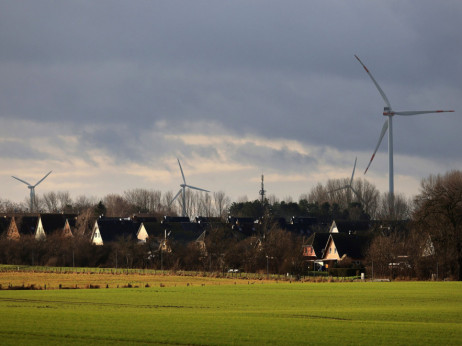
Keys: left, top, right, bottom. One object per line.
{"left": 0, "top": 280, "right": 460, "bottom": 345}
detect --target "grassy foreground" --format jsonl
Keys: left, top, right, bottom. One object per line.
{"left": 0, "top": 279, "right": 461, "bottom": 345}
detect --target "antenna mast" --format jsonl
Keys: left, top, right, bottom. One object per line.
{"left": 259, "top": 174, "right": 266, "bottom": 204}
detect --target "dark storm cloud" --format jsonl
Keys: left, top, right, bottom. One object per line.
{"left": 0, "top": 0, "right": 460, "bottom": 201}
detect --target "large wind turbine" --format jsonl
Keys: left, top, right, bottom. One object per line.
{"left": 355, "top": 55, "right": 454, "bottom": 204}
{"left": 170, "top": 159, "right": 209, "bottom": 218}
{"left": 329, "top": 157, "right": 365, "bottom": 205}
{"left": 12, "top": 171, "right": 52, "bottom": 212}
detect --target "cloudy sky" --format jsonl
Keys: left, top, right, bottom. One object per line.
{"left": 0, "top": 1, "right": 460, "bottom": 205}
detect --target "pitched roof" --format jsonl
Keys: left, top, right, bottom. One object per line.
{"left": 164, "top": 222, "right": 204, "bottom": 244}
{"left": 0, "top": 216, "right": 11, "bottom": 237}
{"left": 40, "top": 213, "right": 77, "bottom": 236}
{"left": 14, "top": 215, "right": 40, "bottom": 236}
{"left": 95, "top": 218, "right": 140, "bottom": 243}
{"left": 328, "top": 233, "right": 371, "bottom": 260}
{"left": 330, "top": 220, "right": 370, "bottom": 234}
{"left": 142, "top": 222, "right": 166, "bottom": 238}
{"left": 163, "top": 216, "right": 190, "bottom": 223}
{"left": 305, "top": 232, "right": 331, "bottom": 258}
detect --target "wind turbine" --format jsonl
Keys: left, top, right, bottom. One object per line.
{"left": 169, "top": 159, "right": 209, "bottom": 218}
{"left": 329, "top": 157, "right": 365, "bottom": 204}
{"left": 12, "top": 171, "right": 52, "bottom": 212}
{"left": 355, "top": 55, "right": 454, "bottom": 205}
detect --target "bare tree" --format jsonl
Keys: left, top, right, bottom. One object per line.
{"left": 124, "top": 188, "right": 162, "bottom": 214}
{"left": 413, "top": 170, "right": 462, "bottom": 280}
{"left": 57, "top": 191, "right": 72, "bottom": 212}
{"left": 197, "top": 192, "right": 213, "bottom": 217}
{"left": 43, "top": 192, "right": 59, "bottom": 212}
{"left": 377, "top": 192, "right": 412, "bottom": 221}
{"left": 162, "top": 190, "right": 175, "bottom": 215}
{"left": 213, "top": 191, "right": 231, "bottom": 219}
{"left": 74, "top": 195, "right": 97, "bottom": 213}
{"left": 103, "top": 194, "right": 133, "bottom": 217}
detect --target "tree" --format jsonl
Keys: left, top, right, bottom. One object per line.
{"left": 123, "top": 188, "right": 162, "bottom": 214}
{"left": 103, "top": 194, "right": 133, "bottom": 217}
{"left": 213, "top": 191, "right": 231, "bottom": 219}
{"left": 377, "top": 192, "right": 412, "bottom": 221}
{"left": 413, "top": 170, "right": 462, "bottom": 280}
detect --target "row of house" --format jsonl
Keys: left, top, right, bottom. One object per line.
{"left": 1, "top": 213, "right": 416, "bottom": 269}
{"left": 0, "top": 213, "right": 76, "bottom": 240}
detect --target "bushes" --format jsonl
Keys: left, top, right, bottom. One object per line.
{"left": 328, "top": 267, "right": 362, "bottom": 277}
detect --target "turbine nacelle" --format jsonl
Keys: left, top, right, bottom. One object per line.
{"left": 383, "top": 107, "right": 394, "bottom": 116}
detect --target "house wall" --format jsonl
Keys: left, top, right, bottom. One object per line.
{"left": 323, "top": 238, "right": 340, "bottom": 261}
{"left": 303, "top": 245, "right": 315, "bottom": 257}
{"left": 6, "top": 218, "right": 20, "bottom": 241}
{"left": 137, "top": 224, "right": 149, "bottom": 243}
{"left": 35, "top": 218, "right": 46, "bottom": 239}
{"left": 91, "top": 223, "right": 103, "bottom": 245}
{"left": 329, "top": 221, "right": 339, "bottom": 233}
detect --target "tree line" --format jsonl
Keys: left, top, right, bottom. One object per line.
{"left": 1, "top": 172, "right": 461, "bottom": 280}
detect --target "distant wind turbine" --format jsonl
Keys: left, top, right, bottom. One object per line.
{"left": 355, "top": 55, "right": 454, "bottom": 204}
{"left": 329, "top": 157, "right": 365, "bottom": 205}
{"left": 12, "top": 171, "right": 52, "bottom": 212}
{"left": 169, "top": 159, "right": 209, "bottom": 218}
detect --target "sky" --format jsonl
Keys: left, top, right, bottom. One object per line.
{"left": 0, "top": 1, "right": 461, "bottom": 205}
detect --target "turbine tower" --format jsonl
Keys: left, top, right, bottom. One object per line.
{"left": 355, "top": 55, "right": 454, "bottom": 205}
{"left": 12, "top": 171, "right": 52, "bottom": 212}
{"left": 170, "top": 158, "right": 209, "bottom": 218}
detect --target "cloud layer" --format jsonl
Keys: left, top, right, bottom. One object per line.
{"left": 1, "top": 1, "right": 461, "bottom": 203}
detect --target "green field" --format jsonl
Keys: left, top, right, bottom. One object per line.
{"left": 0, "top": 282, "right": 461, "bottom": 345}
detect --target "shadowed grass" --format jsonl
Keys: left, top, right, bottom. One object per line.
{"left": 0, "top": 281, "right": 460, "bottom": 345}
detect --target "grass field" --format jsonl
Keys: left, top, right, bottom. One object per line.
{"left": 0, "top": 272, "right": 461, "bottom": 345}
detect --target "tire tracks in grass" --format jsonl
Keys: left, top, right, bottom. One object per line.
{"left": 0, "top": 297, "right": 208, "bottom": 310}
{"left": 0, "top": 330, "right": 197, "bottom": 345}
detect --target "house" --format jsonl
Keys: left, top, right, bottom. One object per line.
{"left": 328, "top": 220, "right": 370, "bottom": 234}
{"left": 40, "top": 213, "right": 77, "bottom": 238}
{"left": 322, "top": 233, "right": 371, "bottom": 268}
{"left": 285, "top": 216, "right": 319, "bottom": 236}
{"left": 14, "top": 215, "right": 45, "bottom": 239}
{"left": 303, "top": 232, "right": 330, "bottom": 259}
{"left": 228, "top": 216, "right": 256, "bottom": 236}
{"left": 138, "top": 221, "right": 167, "bottom": 244}
{"left": 91, "top": 217, "right": 139, "bottom": 245}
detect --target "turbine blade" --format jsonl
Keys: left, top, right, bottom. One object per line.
{"left": 349, "top": 157, "right": 357, "bottom": 186}
{"left": 169, "top": 189, "right": 182, "bottom": 206}
{"left": 12, "top": 176, "right": 31, "bottom": 186}
{"left": 177, "top": 158, "right": 186, "bottom": 184}
{"left": 395, "top": 110, "right": 455, "bottom": 116}
{"left": 355, "top": 55, "right": 392, "bottom": 109}
{"left": 185, "top": 185, "right": 209, "bottom": 193}
{"left": 364, "top": 120, "right": 388, "bottom": 174}
{"left": 329, "top": 186, "right": 348, "bottom": 194}
{"left": 350, "top": 186, "right": 366, "bottom": 205}
{"left": 33, "top": 171, "right": 52, "bottom": 187}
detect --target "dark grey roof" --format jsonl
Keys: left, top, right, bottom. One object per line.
{"left": 163, "top": 216, "right": 190, "bottom": 223}
{"left": 329, "top": 233, "right": 371, "bottom": 260}
{"left": 15, "top": 215, "right": 40, "bottom": 236}
{"left": 40, "top": 213, "right": 77, "bottom": 235}
{"left": 331, "top": 220, "right": 370, "bottom": 234}
{"left": 305, "top": 232, "right": 331, "bottom": 258}
{"left": 95, "top": 218, "right": 140, "bottom": 243}
{"left": 0, "top": 216, "right": 11, "bottom": 236}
